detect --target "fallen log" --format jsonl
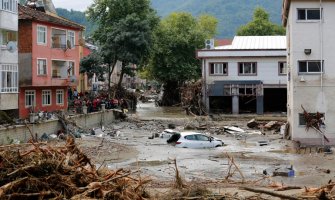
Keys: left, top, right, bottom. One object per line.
{"left": 240, "top": 186, "right": 300, "bottom": 200}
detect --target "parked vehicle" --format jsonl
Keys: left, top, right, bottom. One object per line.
{"left": 167, "top": 132, "right": 224, "bottom": 149}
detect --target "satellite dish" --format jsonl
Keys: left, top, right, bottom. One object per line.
{"left": 7, "top": 41, "right": 17, "bottom": 53}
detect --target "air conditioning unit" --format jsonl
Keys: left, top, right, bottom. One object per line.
{"left": 205, "top": 39, "right": 215, "bottom": 49}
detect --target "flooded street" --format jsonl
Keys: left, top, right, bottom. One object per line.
{"left": 79, "top": 102, "right": 335, "bottom": 190}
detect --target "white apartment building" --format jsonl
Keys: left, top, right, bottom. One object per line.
{"left": 197, "top": 36, "right": 287, "bottom": 114}
{"left": 283, "top": 0, "right": 335, "bottom": 145}
{"left": 0, "top": 0, "right": 19, "bottom": 113}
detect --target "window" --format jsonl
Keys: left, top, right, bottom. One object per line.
{"left": 195, "top": 135, "right": 210, "bottom": 141}
{"left": 238, "top": 62, "right": 257, "bottom": 75}
{"left": 297, "top": 8, "right": 321, "bottom": 20}
{"left": 37, "top": 59, "right": 47, "bottom": 75}
{"left": 0, "top": 64, "right": 18, "bottom": 93}
{"left": 209, "top": 63, "right": 228, "bottom": 75}
{"left": 279, "top": 62, "right": 287, "bottom": 75}
{"left": 0, "top": 0, "right": 18, "bottom": 12}
{"left": 185, "top": 135, "right": 197, "bottom": 140}
{"left": 68, "top": 61, "right": 75, "bottom": 76}
{"left": 37, "top": 25, "right": 47, "bottom": 45}
{"left": 25, "top": 90, "right": 35, "bottom": 107}
{"left": 56, "top": 90, "right": 64, "bottom": 105}
{"left": 298, "top": 61, "right": 323, "bottom": 73}
{"left": 42, "top": 90, "right": 51, "bottom": 106}
{"left": 0, "top": 30, "right": 17, "bottom": 46}
{"left": 51, "top": 28, "right": 66, "bottom": 48}
{"left": 67, "top": 30, "right": 75, "bottom": 49}
{"left": 299, "top": 113, "right": 324, "bottom": 126}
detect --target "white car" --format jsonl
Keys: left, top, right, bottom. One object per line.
{"left": 167, "top": 132, "right": 224, "bottom": 149}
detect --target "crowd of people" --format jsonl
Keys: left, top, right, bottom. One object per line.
{"left": 68, "top": 88, "right": 129, "bottom": 114}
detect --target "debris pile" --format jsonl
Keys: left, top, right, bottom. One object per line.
{"left": 180, "top": 81, "right": 207, "bottom": 116}
{"left": 0, "top": 137, "right": 150, "bottom": 200}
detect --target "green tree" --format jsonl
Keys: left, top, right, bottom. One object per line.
{"left": 87, "top": 0, "right": 158, "bottom": 95}
{"left": 80, "top": 51, "right": 106, "bottom": 81}
{"left": 149, "top": 12, "right": 217, "bottom": 105}
{"left": 236, "top": 7, "right": 285, "bottom": 36}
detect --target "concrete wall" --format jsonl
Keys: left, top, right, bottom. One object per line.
{"left": 0, "top": 10, "right": 18, "bottom": 31}
{"left": 0, "top": 93, "right": 18, "bottom": 110}
{"left": 0, "top": 110, "right": 116, "bottom": 145}
{"left": 287, "top": 1, "right": 335, "bottom": 145}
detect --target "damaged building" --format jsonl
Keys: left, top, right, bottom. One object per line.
{"left": 283, "top": 0, "right": 335, "bottom": 145}
{"left": 197, "top": 36, "right": 287, "bottom": 115}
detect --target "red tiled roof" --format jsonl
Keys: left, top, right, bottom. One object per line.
{"left": 18, "top": 4, "right": 84, "bottom": 30}
{"left": 215, "top": 39, "right": 232, "bottom": 47}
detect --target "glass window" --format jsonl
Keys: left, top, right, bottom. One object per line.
{"left": 42, "top": 90, "right": 51, "bottom": 106}
{"left": 210, "top": 63, "right": 228, "bottom": 75}
{"left": 37, "top": 25, "right": 47, "bottom": 45}
{"left": 25, "top": 90, "right": 35, "bottom": 107}
{"left": 37, "top": 59, "right": 47, "bottom": 75}
{"left": 185, "top": 135, "right": 196, "bottom": 140}
{"left": 67, "top": 30, "right": 75, "bottom": 49}
{"left": 238, "top": 62, "right": 257, "bottom": 75}
{"left": 0, "top": 64, "right": 18, "bottom": 93}
{"left": 0, "top": 0, "right": 17, "bottom": 12}
{"left": 279, "top": 62, "right": 287, "bottom": 75}
{"left": 195, "top": 135, "right": 209, "bottom": 141}
{"left": 298, "top": 61, "right": 323, "bottom": 73}
{"left": 56, "top": 90, "right": 64, "bottom": 105}
{"left": 297, "top": 9, "right": 321, "bottom": 20}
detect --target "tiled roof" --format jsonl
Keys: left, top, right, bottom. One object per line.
{"left": 215, "top": 39, "right": 232, "bottom": 47}
{"left": 215, "top": 36, "right": 286, "bottom": 50}
{"left": 18, "top": 4, "right": 84, "bottom": 30}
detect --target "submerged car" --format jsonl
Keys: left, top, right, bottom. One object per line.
{"left": 167, "top": 132, "right": 224, "bottom": 149}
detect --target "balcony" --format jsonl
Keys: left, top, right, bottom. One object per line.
{"left": 51, "top": 60, "right": 76, "bottom": 86}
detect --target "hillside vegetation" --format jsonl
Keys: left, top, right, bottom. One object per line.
{"left": 56, "top": 0, "right": 282, "bottom": 38}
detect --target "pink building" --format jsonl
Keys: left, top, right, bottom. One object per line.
{"left": 18, "top": 4, "right": 84, "bottom": 118}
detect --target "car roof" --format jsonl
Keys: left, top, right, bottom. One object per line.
{"left": 163, "top": 129, "right": 177, "bottom": 133}
{"left": 179, "top": 132, "right": 205, "bottom": 136}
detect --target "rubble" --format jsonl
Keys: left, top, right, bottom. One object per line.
{"left": 0, "top": 137, "right": 150, "bottom": 200}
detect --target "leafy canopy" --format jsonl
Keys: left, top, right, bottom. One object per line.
{"left": 236, "top": 7, "right": 285, "bottom": 36}
{"left": 86, "top": 0, "right": 158, "bottom": 88}
{"left": 149, "top": 12, "right": 218, "bottom": 84}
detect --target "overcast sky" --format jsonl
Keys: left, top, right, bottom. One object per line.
{"left": 53, "top": 0, "right": 93, "bottom": 11}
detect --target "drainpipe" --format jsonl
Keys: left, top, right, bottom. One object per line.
{"left": 319, "top": 0, "right": 324, "bottom": 146}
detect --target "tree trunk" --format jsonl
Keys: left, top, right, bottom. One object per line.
{"left": 117, "top": 62, "right": 126, "bottom": 88}
{"left": 108, "top": 58, "right": 117, "bottom": 98}
{"left": 161, "top": 81, "right": 181, "bottom": 106}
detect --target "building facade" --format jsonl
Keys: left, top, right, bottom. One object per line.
{"left": 197, "top": 36, "right": 287, "bottom": 114}
{"left": 18, "top": 4, "right": 84, "bottom": 118}
{"left": 0, "top": 0, "right": 19, "bottom": 114}
{"left": 283, "top": 0, "right": 335, "bottom": 145}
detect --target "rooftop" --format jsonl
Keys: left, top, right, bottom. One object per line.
{"left": 18, "top": 4, "right": 84, "bottom": 30}
{"left": 215, "top": 36, "right": 286, "bottom": 50}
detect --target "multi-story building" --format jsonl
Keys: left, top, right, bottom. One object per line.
{"left": 18, "top": 3, "right": 84, "bottom": 118}
{"left": 197, "top": 36, "right": 287, "bottom": 114}
{"left": 283, "top": 0, "right": 335, "bottom": 145}
{"left": 0, "top": 0, "right": 19, "bottom": 115}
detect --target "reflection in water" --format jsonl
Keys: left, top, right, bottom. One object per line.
{"left": 135, "top": 102, "right": 191, "bottom": 119}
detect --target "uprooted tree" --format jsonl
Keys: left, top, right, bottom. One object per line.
{"left": 148, "top": 12, "right": 218, "bottom": 106}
